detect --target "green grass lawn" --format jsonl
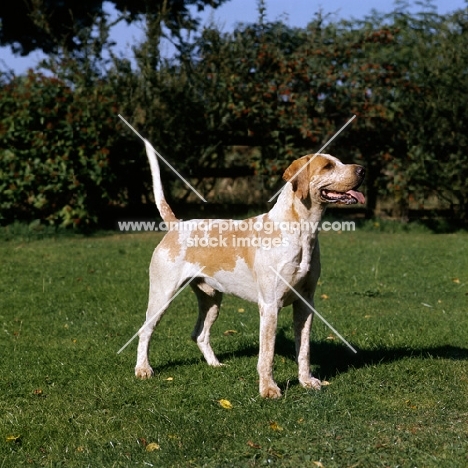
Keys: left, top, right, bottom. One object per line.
{"left": 1, "top": 226, "right": 467, "bottom": 467}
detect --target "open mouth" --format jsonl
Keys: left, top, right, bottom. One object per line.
{"left": 321, "top": 189, "right": 366, "bottom": 205}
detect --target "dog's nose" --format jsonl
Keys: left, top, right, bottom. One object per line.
{"left": 355, "top": 165, "right": 365, "bottom": 178}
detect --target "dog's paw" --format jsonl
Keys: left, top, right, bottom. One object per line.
{"left": 135, "top": 366, "right": 154, "bottom": 379}
{"left": 260, "top": 382, "right": 282, "bottom": 399}
{"left": 301, "top": 376, "right": 322, "bottom": 390}
{"left": 208, "top": 361, "right": 224, "bottom": 367}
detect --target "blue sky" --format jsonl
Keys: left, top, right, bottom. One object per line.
{"left": 0, "top": 0, "right": 466, "bottom": 75}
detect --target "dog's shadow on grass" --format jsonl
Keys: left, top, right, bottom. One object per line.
{"left": 151, "top": 329, "right": 468, "bottom": 389}
{"left": 274, "top": 328, "right": 468, "bottom": 381}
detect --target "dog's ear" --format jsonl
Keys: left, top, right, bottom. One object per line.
{"left": 283, "top": 156, "right": 311, "bottom": 199}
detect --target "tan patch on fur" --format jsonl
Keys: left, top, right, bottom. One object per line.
{"left": 184, "top": 215, "right": 283, "bottom": 277}
{"left": 283, "top": 156, "right": 313, "bottom": 199}
{"left": 157, "top": 230, "right": 182, "bottom": 262}
{"left": 184, "top": 224, "right": 254, "bottom": 276}
{"left": 308, "top": 155, "right": 336, "bottom": 172}
{"left": 281, "top": 202, "right": 301, "bottom": 223}
{"left": 159, "top": 200, "right": 178, "bottom": 223}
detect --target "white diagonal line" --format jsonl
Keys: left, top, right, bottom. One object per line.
{"left": 268, "top": 115, "right": 357, "bottom": 202}
{"left": 118, "top": 114, "right": 207, "bottom": 202}
{"left": 117, "top": 267, "right": 205, "bottom": 354}
{"left": 118, "top": 113, "right": 145, "bottom": 141}
{"left": 269, "top": 266, "right": 357, "bottom": 354}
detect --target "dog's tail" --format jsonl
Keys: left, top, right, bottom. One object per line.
{"left": 144, "top": 139, "right": 178, "bottom": 223}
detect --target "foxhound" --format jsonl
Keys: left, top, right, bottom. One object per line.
{"left": 135, "top": 140, "right": 365, "bottom": 398}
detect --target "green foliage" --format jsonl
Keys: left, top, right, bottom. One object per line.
{"left": 0, "top": 232, "right": 467, "bottom": 466}
{"left": 0, "top": 72, "right": 118, "bottom": 226}
{"left": 188, "top": 17, "right": 407, "bottom": 197}
{"left": 1, "top": 2, "right": 468, "bottom": 225}
{"left": 387, "top": 9, "right": 468, "bottom": 219}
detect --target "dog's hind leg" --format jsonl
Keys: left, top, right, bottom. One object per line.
{"left": 135, "top": 299, "right": 168, "bottom": 379}
{"left": 135, "top": 272, "right": 182, "bottom": 379}
{"left": 190, "top": 281, "right": 223, "bottom": 366}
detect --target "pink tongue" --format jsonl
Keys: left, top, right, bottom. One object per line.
{"left": 347, "top": 190, "right": 366, "bottom": 204}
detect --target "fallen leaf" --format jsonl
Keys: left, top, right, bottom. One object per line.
{"left": 405, "top": 400, "right": 417, "bottom": 410}
{"left": 321, "top": 380, "right": 330, "bottom": 386}
{"left": 76, "top": 446, "right": 85, "bottom": 452}
{"left": 165, "top": 377, "right": 173, "bottom": 381}
{"left": 219, "top": 399, "right": 233, "bottom": 409}
{"left": 452, "top": 278, "right": 460, "bottom": 284}
{"left": 269, "top": 421, "right": 283, "bottom": 431}
{"left": 320, "top": 294, "right": 329, "bottom": 300}
{"left": 364, "top": 314, "right": 372, "bottom": 319}
{"left": 313, "top": 462, "right": 324, "bottom": 468}
{"left": 270, "top": 449, "right": 283, "bottom": 458}
{"left": 326, "top": 335, "right": 335, "bottom": 341}
{"left": 33, "top": 388, "right": 43, "bottom": 395}
{"left": 247, "top": 440, "right": 261, "bottom": 449}
{"left": 6, "top": 435, "right": 21, "bottom": 443}
{"left": 146, "top": 442, "right": 160, "bottom": 452}
{"left": 223, "top": 330, "right": 237, "bottom": 336}
{"left": 238, "top": 308, "right": 245, "bottom": 313}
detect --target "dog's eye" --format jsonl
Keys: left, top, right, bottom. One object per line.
{"left": 322, "top": 162, "right": 334, "bottom": 171}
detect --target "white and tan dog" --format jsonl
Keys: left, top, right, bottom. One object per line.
{"left": 135, "top": 140, "right": 365, "bottom": 398}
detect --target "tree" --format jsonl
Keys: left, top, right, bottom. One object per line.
{"left": 2, "top": 0, "right": 468, "bottom": 226}
{"left": 0, "top": 0, "right": 228, "bottom": 56}
{"left": 386, "top": 8, "right": 468, "bottom": 221}
{"left": 183, "top": 15, "right": 409, "bottom": 208}
{"left": 0, "top": 1, "right": 105, "bottom": 55}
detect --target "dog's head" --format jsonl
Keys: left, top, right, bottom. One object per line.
{"left": 283, "top": 154, "right": 365, "bottom": 205}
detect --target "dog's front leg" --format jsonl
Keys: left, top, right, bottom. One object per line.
{"left": 293, "top": 300, "right": 321, "bottom": 390}
{"left": 257, "top": 302, "right": 282, "bottom": 398}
